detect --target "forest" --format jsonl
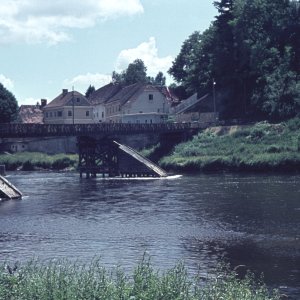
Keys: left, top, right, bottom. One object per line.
{"left": 169, "top": 0, "right": 300, "bottom": 121}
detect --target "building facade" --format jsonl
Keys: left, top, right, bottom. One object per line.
{"left": 43, "top": 89, "right": 93, "bottom": 124}
{"left": 89, "top": 83, "right": 176, "bottom": 124}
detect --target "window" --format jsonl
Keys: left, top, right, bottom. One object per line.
{"left": 149, "top": 94, "right": 153, "bottom": 100}
{"left": 157, "top": 108, "right": 160, "bottom": 113}
{"left": 68, "top": 111, "right": 72, "bottom": 117}
{"left": 102, "top": 112, "right": 104, "bottom": 118}
{"left": 58, "top": 111, "right": 62, "bottom": 117}
{"left": 76, "top": 98, "right": 80, "bottom": 103}
{"left": 54, "top": 112, "right": 57, "bottom": 117}
{"left": 50, "top": 112, "right": 53, "bottom": 117}
{"left": 86, "top": 111, "right": 90, "bottom": 117}
{"left": 46, "top": 112, "right": 48, "bottom": 118}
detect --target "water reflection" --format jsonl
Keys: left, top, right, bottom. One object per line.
{"left": 0, "top": 172, "right": 299, "bottom": 298}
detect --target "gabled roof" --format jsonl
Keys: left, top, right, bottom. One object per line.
{"left": 89, "top": 83, "right": 179, "bottom": 107}
{"left": 17, "top": 105, "right": 44, "bottom": 124}
{"left": 44, "top": 90, "right": 89, "bottom": 109}
{"left": 107, "top": 83, "right": 144, "bottom": 105}
{"left": 89, "top": 83, "right": 122, "bottom": 105}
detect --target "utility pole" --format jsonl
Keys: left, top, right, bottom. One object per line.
{"left": 213, "top": 79, "right": 217, "bottom": 121}
{"left": 72, "top": 86, "right": 75, "bottom": 125}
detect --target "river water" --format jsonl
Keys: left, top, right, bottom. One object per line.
{"left": 0, "top": 172, "right": 299, "bottom": 298}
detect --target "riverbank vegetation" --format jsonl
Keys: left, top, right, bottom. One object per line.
{"left": 0, "top": 152, "right": 78, "bottom": 171}
{"left": 160, "top": 118, "right": 300, "bottom": 172}
{"left": 0, "top": 257, "right": 280, "bottom": 300}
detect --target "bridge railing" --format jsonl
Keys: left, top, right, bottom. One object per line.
{"left": 0, "top": 122, "right": 195, "bottom": 138}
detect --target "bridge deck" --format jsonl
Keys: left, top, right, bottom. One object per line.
{"left": 0, "top": 175, "right": 22, "bottom": 199}
{"left": 0, "top": 123, "right": 197, "bottom": 138}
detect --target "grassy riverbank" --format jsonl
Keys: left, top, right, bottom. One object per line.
{"left": 0, "top": 152, "right": 78, "bottom": 171}
{"left": 160, "top": 118, "right": 300, "bottom": 172}
{"left": 0, "top": 258, "right": 279, "bottom": 300}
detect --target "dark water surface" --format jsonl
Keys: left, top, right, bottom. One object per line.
{"left": 0, "top": 172, "right": 299, "bottom": 297}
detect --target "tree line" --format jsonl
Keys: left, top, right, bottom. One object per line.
{"left": 169, "top": 0, "right": 300, "bottom": 121}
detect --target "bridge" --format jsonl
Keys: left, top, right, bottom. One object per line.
{"left": 0, "top": 123, "right": 203, "bottom": 178}
{"left": 0, "top": 123, "right": 199, "bottom": 138}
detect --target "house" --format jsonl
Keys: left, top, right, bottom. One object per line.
{"left": 17, "top": 100, "right": 46, "bottom": 124}
{"left": 43, "top": 89, "right": 93, "bottom": 124}
{"left": 170, "top": 93, "right": 219, "bottom": 123}
{"left": 89, "top": 83, "right": 177, "bottom": 124}
{"left": 88, "top": 83, "right": 122, "bottom": 123}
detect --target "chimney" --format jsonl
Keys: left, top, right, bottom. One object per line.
{"left": 41, "top": 99, "right": 47, "bottom": 108}
{"left": 62, "top": 89, "right": 68, "bottom": 95}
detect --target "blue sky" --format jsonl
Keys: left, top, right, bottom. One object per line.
{"left": 0, "top": 0, "right": 216, "bottom": 105}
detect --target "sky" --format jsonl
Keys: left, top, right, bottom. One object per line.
{"left": 0, "top": 0, "right": 217, "bottom": 105}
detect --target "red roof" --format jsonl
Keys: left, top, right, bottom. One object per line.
{"left": 18, "top": 105, "right": 44, "bottom": 124}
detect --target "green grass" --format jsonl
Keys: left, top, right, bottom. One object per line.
{"left": 0, "top": 257, "right": 280, "bottom": 300}
{"left": 160, "top": 118, "right": 300, "bottom": 172}
{"left": 0, "top": 152, "right": 78, "bottom": 171}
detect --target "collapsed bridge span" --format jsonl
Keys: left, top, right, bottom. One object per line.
{"left": 78, "top": 137, "right": 167, "bottom": 178}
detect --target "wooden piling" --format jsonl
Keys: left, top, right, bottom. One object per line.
{"left": 0, "top": 165, "right": 5, "bottom": 176}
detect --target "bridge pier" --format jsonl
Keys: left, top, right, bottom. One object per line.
{"left": 77, "top": 136, "right": 119, "bottom": 178}
{"left": 77, "top": 136, "right": 167, "bottom": 178}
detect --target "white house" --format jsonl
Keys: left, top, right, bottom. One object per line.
{"left": 89, "top": 83, "right": 177, "bottom": 124}
{"left": 43, "top": 89, "right": 93, "bottom": 124}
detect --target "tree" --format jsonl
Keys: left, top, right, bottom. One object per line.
{"left": 124, "top": 59, "right": 147, "bottom": 85}
{"left": 0, "top": 83, "right": 18, "bottom": 123}
{"left": 112, "top": 71, "right": 124, "bottom": 84}
{"left": 168, "top": 29, "right": 215, "bottom": 96}
{"left": 154, "top": 72, "right": 166, "bottom": 86}
{"left": 233, "top": 0, "right": 299, "bottom": 119}
{"left": 85, "top": 85, "right": 95, "bottom": 98}
{"left": 112, "top": 59, "right": 148, "bottom": 85}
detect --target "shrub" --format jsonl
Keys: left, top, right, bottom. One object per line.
{"left": 286, "top": 117, "right": 300, "bottom": 131}
{"left": 0, "top": 258, "right": 280, "bottom": 300}
{"left": 266, "top": 145, "right": 283, "bottom": 153}
{"left": 21, "top": 160, "right": 34, "bottom": 171}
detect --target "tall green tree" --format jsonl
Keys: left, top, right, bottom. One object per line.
{"left": 234, "top": 0, "right": 299, "bottom": 119}
{"left": 0, "top": 83, "right": 18, "bottom": 123}
{"left": 169, "top": 29, "right": 215, "bottom": 95}
{"left": 154, "top": 72, "right": 166, "bottom": 86}
{"left": 124, "top": 59, "right": 147, "bottom": 85}
{"left": 113, "top": 59, "right": 148, "bottom": 86}
{"left": 85, "top": 85, "right": 95, "bottom": 98}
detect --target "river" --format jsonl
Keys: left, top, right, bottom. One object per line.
{"left": 0, "top": 172, "right": 299, "bottom": 298}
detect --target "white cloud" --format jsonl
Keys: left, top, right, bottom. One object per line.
{"left": 0, "top": 0, "right": 144, "bottom": 45}
{"left": 116, "top": 37, "right": 173, "bottom": 79}
{"left": 0, "top": 74, "right": 14, "bottom": 90}
{"left": 64, "top": 73, "right": 112, "bottom": 94}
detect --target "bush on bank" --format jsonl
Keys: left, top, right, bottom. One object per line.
{"left": 160, "top": 119, "right": 300, "bottom": 172}
{"left": 0, "top": 258, "right": 280, "bottom": 300}
{"left": 0, "top": 152, "right": 78, "bottom": 171}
